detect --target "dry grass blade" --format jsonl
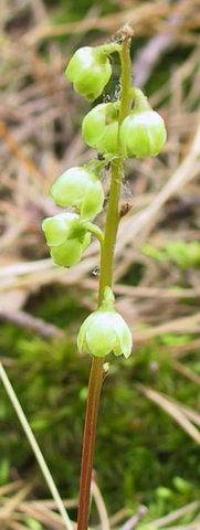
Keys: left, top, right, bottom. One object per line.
{"left": 169, "top": 339, "right": 200, "bottom": 359}
{"left": 10, "top": 522, "right": 28, "bottom": 530}
{"left": 25, "top": 2, "right": 169, "bottom": 45}
{"left": 91, "top": 480, "right": 110, "bottom": 530}
{"left": 21, "top": 498, "right": 78, "bottom": 510}
{"left": 117, "top": 123, "right": 200, "bottom": 252}
{"left": 0, "top": 121, "right": 45, "bottom": 188}
{"left": 177, "top": 406, "right": 200, "bottom": 428}
{"left": 173, "top": 360, "right": 200, "bottom": 386}
{"left": 19, "top": 503, "right": 66, "bottom": 530}
{"left": 145, "top": 501, "right": 199, "bottom": 529}
{"left": 121, "top": 506, "right": 148, "bottom": 530}
{"left": 0, "top": 486, "right": 31, "bottom": 524}
{"left": 0, "top": 482, "right": 23, "bottom": 498}
{"left": 0, "top": 260, "right": 53, "bottom": 280}
{"left": 162, "top": 521, "right": 199, "bottom": 530}
{"left": 108, "top": 509, "right": 132, "bottom": 528}
{"left": 163, "top": 398, "right": 200, "bottom": 429}
{"left": 134, "top": 0, "right": 192, "bottom": 87}
{"left": 0, "top": 363, "right": 73, "bottom": 530}
{"left": 137, "top": 385, "right": 200, "bottom": 444}
{"left": 134, "top": 313, "right": 200, "bottom": 345}
{"left": 0, "top": 256, "right": 98, "bottom": 297}
{"left": 0, "top": 309, "right": 64, "bottom": 339}
{"left": 80, "top": 280, "right": 200, "bottom": 300}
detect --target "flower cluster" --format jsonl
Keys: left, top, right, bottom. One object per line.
{"left": 42, "top": 41, "right": 167, "bottom": 359}
{"left": 42, "top": 164, "right": 104, "bottom": 267}
{"left": 82, "top": 87, "right": 166, "bottom": 158}
{"left": 65, "top": 45, "right": 167, "bottom": 158}
{"left": 43, "top": 45, "right": 167, "bottom": 268}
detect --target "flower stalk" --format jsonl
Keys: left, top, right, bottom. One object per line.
{"left": 77, "top": 28, "right": 134, "bottom": 530}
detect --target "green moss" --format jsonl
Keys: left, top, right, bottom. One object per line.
{"left": 0, "top": 296, "right": 199, "bottom": 514}
{"left": 143, "top": 241, "right": 200, "bottom": 270}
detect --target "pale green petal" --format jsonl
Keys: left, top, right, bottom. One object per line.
{"left": 75, "top": 63, "right": 111, "bottom": 101}
{"left": 98, "top": 122, "right": 119, "bottom": 155}
{"left": 50, "top": 239, "right": 82, "bottom": 267}
{"left": 65, "top": 47, "right": 93, "bottom": 82}
{"left": 82, "top": 104, "right": 106, "bottom": 148}
{"left": 77, "top": 312, "right": 98, "bottom": 353}
{"left": 51, "top": 168, "right": 89, "bottom": 208}
{"left": 77, "top": 316, "right": 90, "bottom": 353}
{"left": 86, "top": 313, "right": 116, "bottom": 357}
{"left": 51, "top": 167, "right": 104, "bottom": 220}
{"left": 81, "top": 181, "right": 104, "bottom": 220}
{"left": 42, "top": 213, "right": 78, "bottom": 246}
{"left": 120, "top": 110, "right": 167, "bottom": 159}
{"left": 113, "top": 314, "right": 132, "bottom": 358}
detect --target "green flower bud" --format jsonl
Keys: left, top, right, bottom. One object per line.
{"left": 65, "top": 46, "right": 112, "bottom": 101}
{"left": 42, "top": 213, "right": 91, "bottom": 267}
{"left": 120, "top": 88, "right": 167, "bottom": 158}
{"left": 82, "top": 102, "right": 119, "bottom": 155}
{"left": 77, "top": 287, "right": 132, "bottom": 358}
{"left": 50, "top": 167, "right": 104, "bottom": 220}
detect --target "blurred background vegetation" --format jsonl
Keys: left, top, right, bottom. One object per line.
{"left": 0, "top": 0, "right": 200, "bottom": 528}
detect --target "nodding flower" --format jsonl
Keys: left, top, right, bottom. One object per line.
{"left": 65, "top": 46, "right": 112, "bottom": 101}
{"left": 77, "top": 287, "right": 133, "bottom": 358}
{"left": 51, "top": 166, "right": 104, "bottom": 221}
{"left": 42, "top": 213, "right": 91, "bottom": 267}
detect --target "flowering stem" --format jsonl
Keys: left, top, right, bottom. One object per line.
{"left": 77, "top": 27, "right": 133, "bottom": 530}
{"left": 99, "top": 25, "right": 133, "bottom": 300}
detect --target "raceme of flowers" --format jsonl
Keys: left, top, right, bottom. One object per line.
{"left": 42, "top": 42, "right": 167, "bottom": 358}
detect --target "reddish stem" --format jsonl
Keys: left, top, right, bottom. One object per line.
{"left": 77, "top": 357, "right": 104, "bottom": 530}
